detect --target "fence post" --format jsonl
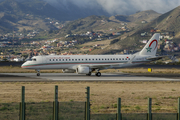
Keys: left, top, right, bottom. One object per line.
{"left": 178, "top": 98, "right": 180, "bottom": 120}
{"left": 53, "top": 85, "right": 59, "bottom": 120}
{"left": 20, "top": 86, "right": 25, "bottom": 120}
{"left": 148, "top": 98, "right": 152, "bottom": 120}
{"left": 117, "top": 98, "right": 121, "bottom": 120}
{"left": 85, "top": 86, "right": 90, "bottom": 120}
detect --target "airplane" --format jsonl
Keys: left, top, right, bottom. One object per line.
{"left": 21, "top": 33, "right": 161, "bottom": 77}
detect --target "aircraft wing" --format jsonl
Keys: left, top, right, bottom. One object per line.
{"left": 69, "top": 63, "right": 121, "bottom": 70}
{"left": 88, "top": 63, "right": 120, "bottom": 69}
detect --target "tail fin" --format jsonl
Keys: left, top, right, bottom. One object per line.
{"left": 139, "top": 33, "right": 160, "bottom": 56}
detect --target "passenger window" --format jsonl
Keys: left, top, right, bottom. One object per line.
{"left": 92, "top": 59, "right": 94, "bottom": 60}
{"left": 82, "top": 59, "right": 83, "bottom": 61}
{"left": 108, "top": 59, "right": 109, "bottom": 60}
{"left": 56, "top": 59, "right": 58, "bottom": 61}
{"left": 86, "top": 59, "right": 87, "bottom": 61}
{"left": 129, "top": 58, "right": 130, "bottom": 60}
{"left": 110, "top": 59, "right": 112, "bottom": 60}
{"left": 99, "top": 59, "right": 101, "bottom": 60}
{"left": 96, "top": 59, "right": 97, "bottom": 60}
{"left": 62, "top": 59, "right": 64, "bottom": 61}
{"left": 113, "top": 58, "right": 115, "bottom": 60}
{"left": 69, "top": 59, "right": 71, "bottom": 61}
{"left": 89, "top": 59, "right": 91, "bottom": 60}
{"left": 119, "top": 58, "right": 121, "bottom": 60}
{"left": 122, "top": 58, "right": 124, "bottom": 60}
{"left": 79, "top": 59, "right": 80, "bottom": 61}
{"left": 116, "top": 58, "right": 118, "bottom": 60}
{"left": 50, "top": 59, "right": 51, "bottom": 61}
{"left": 53, "top": 59, "right": 54, "bottom": 61}
{"left": 75, "top": 59, "right": 77, "bottom": 61}
{"left": 125, "top": 58, "right": 127, "bottom": 60}
{"left": 72, "top": 59, "right": 74, "bottom": 61}
{"left": 102, "top": 59, "right": 104, "bottom": 60}
{"left": 59, "top": 59, "right": 61, "bottom": 61}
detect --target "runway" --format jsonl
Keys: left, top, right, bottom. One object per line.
{"left": 0, "top": 73, "right": 179, "bottom": 82}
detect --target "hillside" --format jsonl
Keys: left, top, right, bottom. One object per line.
{"left": 104, "top": 6, "right": 180, "bottom": 55}
{"left": 0, "top": 0, "right": 161, "bottom": 35}
{"left": 137, "top": 6, "right": 180, "bottom": 38}
{"left": 58, "top": 10, "right": 161, "bottom": 36}
{"left": 110, "top": 10, "right": 161, "bottom": 22}
{"left": 0, "top": 0, "right": 64, "bottom": 33}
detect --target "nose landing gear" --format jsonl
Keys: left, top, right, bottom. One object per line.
{"left": 36, "top": 69, "right": 40, "bottom": 76}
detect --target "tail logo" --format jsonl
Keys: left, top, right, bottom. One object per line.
{"left": 146, "top": 39, "right": 157, "bottom": 52}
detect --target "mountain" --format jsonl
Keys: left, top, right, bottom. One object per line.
{"left": 43, "top": 0, "right": 110, "bottom": 21}
{"left": 0, "top": 0, "right": 161, "bottom": 36}
{"left": 136, "top": 6, "right": 180, "bottom": 38}
{"left": 0, "top": 0, "right": 63, "bottom": 33}
{"left": 58, "top": 10, "right": 161, "bottom": 36}
{"left": 102, "top": 6, "right": 180, "bottom": 55}
{"left": 110, "top": 10, "right": 161, "bottom": 23}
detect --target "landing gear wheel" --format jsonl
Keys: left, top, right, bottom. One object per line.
{"left": 86, "top": 72, "right": 92, "bottom": 76}
{"left": 36, "top": 69, "right": 40, "bottom": 76}
{"left": 96, "top": 72, "right": 101, "bottom": 77}
{"left": 37, "top": 73, "right": 40, "bottom": 76}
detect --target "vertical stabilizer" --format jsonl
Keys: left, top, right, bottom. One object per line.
{"left": 139, "top": 33, "right": 160, "bottom": 56}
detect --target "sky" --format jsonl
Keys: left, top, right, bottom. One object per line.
{"left": 46, "top": 0, "right": 180, "bottom": 15}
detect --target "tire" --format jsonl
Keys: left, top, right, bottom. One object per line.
{"left": 37, "top": 73, "right": 40, "bottom": 76}
{"left": 96, "top": 72, "right": 101, "bottom": 77}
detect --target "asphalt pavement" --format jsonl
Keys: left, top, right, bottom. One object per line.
{"left": 0, "top": 73, "right": 179, "bottom": 82}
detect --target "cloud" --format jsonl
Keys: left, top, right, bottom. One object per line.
{"left": 45, "top": 0, "right": 180, "bottom": 15}
{"left": 96, "top": 0, "right": 180, "bottom": 15}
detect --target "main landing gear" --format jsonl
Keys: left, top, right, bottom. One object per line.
{"left": 36, "top": 69, "right": 40, "bottom": 76}
{"left": 95, "top": 72, "right": 101, "bottom": 77}
{"left": 95, "top": 69, "right": 101, "bottom": 77}
{"left": 86, "top": 69, "right": 101, "bottom": 77}
{"left": 86, "top": 72, "right": 92, "bottom": 76}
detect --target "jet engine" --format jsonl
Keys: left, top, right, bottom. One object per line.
{"left": 62, "top": 69, "right": 76, "bottom": 73}
{"left": 76, "top": 66, "right": 91, "bottom": 74}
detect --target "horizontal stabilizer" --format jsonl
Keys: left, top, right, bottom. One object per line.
{"left": 146, "top": 56, "right": 163, "bottom": 61}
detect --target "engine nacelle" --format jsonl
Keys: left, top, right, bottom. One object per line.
{"left": 62, "top": 69, "right": 76, "bottom": 73}
{"left": 76, "top": 66, "right": 90, "bottom": 74}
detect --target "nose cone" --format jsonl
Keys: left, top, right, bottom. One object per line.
{"left": 21, "top": 62, "right": 27, "bottom": 68}
{"left": 21, "top": 63, "right": 25, "bottom": 68}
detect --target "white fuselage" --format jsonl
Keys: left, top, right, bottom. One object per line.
{"left": 21, "top": 54, "right": 150, "bottom": 70}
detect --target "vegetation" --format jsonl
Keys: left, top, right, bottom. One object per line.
{"left": 0, "top": 81, "right": 180, "bottom": 114}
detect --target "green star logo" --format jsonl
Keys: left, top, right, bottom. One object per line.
{"left": 146, "top": 47, "right": 152, "bottom": 52}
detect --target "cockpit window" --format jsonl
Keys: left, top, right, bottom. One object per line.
{"left": 26, "top": 59, "right": 32, "bottom": 61}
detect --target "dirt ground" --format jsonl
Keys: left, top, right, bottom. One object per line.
{"left": 0, "top": 81, "right": 180, "bottom": 113}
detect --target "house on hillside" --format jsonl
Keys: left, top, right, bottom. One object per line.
{"left": 141, "top": 20, "right": 147, "bottom": 24}
{"left": 141, "top": 32, "right": 147, "bottom": 36}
